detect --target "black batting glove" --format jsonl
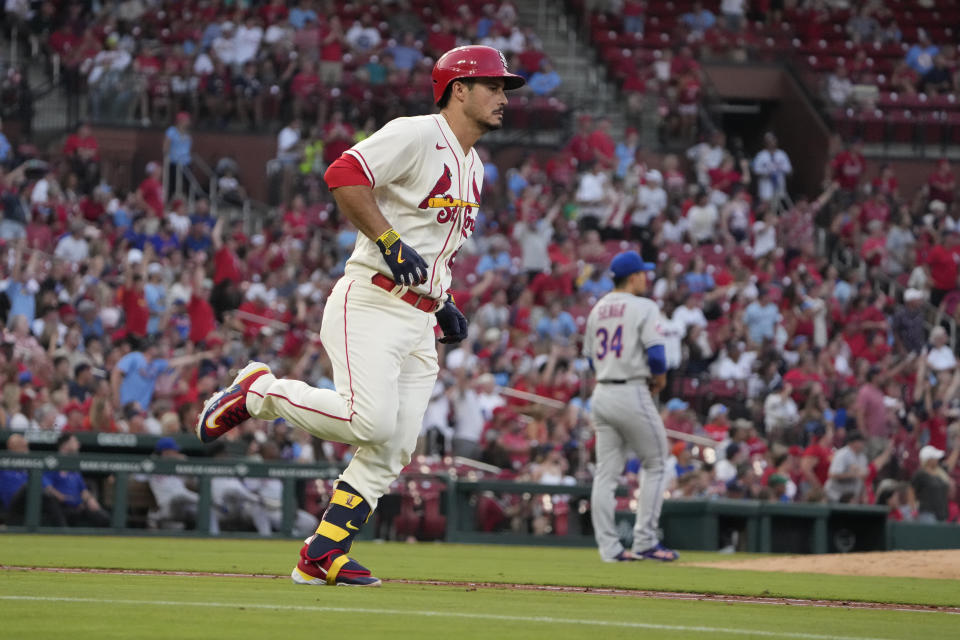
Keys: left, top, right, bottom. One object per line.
{"left": 376, "top": 228, "right": 429, "bottom": 287}
{"left": 436, "top": 297, "right": 468, "bottom": 344}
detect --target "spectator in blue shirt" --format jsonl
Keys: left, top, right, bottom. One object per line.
{"left": 183, "top": 220, "right": 213, "bottom": 254}
{"left": 905, "top": 29, "right": 939, "bottom": 75}
{"left": 0, "top": 434, "right": 29, "bottom": 520}
{"left": 111, "top": 338, "right": 171, "bottom": 410}
{"left": 681, "top": 1, "right": 716, "bottom": 36}
{"left": 42, "top": 434, "right": 110, "bottom": 527}
{"left": 5, "top": 245, "right": 38, "bottom": 326}
{"left": 683, "top": 271, "right": 715, "bottom": 294}
{"left": 527, "top": 60, "right": 561, "bottom": 96}
{"left": 476, "top": 242, "right": 512, "bottom": 275}
{"left": 1, "top": 434, "right": 67, "bottom": 526}
{"left": 188, "top": 197, "right": 217, "bottom": 230}
{"left": 386, "top": 33, "right": 423, "bottom": 72}
{"left": 476, "top": 4, "right": 497, "bottom": 39}
{"left": 743, "top": 288, "right": 781, "bottom": 346}
{"left": 77, "top": 299, "right": 104, "bottom": 340}
{"left": 200, "top": 22, "right": 222, "bottom": 51}
{"left": 164, "top": 112, "right": 193, "bottom": 198}
{"left": 615, "top": 127, "right": 640, "bottom": 178}
{"left": 536, "top": 301, "right": 577, "bottom": 342}
{"left": 478, "top": 146, "right": 499, "bottom": 194}
{"left": 144, "top": 263, "right": 168, "bottom": 335}
{"left": 289, "top": 0, "right": 318, "bottom": 30}
{"left": 579, "top": 267, "right": 614, "bottom": 299}
{"left": 0, "top": 119, "right": 11, "bottom": 166}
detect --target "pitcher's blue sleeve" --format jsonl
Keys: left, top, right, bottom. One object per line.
{"left": 646, "top": 345, "right": 666, "bottom": 375}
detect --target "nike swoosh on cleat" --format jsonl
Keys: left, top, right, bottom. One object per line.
{"left": 435, "top": 143, "right": 445, "bottom": 150}
{"left": 345, "top": 521, "right": 359, "bottom": 531}
{"left": 206, "top": 395, "right": 242, "bottom": 431}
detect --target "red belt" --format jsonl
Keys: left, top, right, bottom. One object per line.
{"left": 371, "top": 273, "right": 442, "bottom": 313}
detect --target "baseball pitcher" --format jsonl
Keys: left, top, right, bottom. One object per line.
{"left": 583, "top": 251, "right": 678, "bottom": 562}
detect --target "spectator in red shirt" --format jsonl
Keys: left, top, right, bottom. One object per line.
{"left": 783, "top": 352, "right": 824, "bottom": 403}
{"left": 62, "top": 122, "right": 100, "bottom": 192}
{"left": 212, "top": 217, "right": 243, "bottom": 286}
{"left": 529, "top": 262, "right": 573, "bottom": 306}
{"left": 860, "top": 220, "right": 887, "bottom": 269}
{"left": 564, "top": 114, "right": 595, "bottom": 166}
{"left": 871, "top": 164, "right": 899, "bottom": 200}
{"left": 318, "top": 16, "right": 346, "bottom": 85}
{"left": 322, "top": 110, "right": 355, "bottom": 164}
{"left": 926, "top": 229, "right": 960, "bottom": 307}
{"left": 859, "top": 191, "right": 890, "bottom": 228}
{"left": 855, "top": 366, "right": 893, "bottom": 456}
{"left": 135, "top": 161, "right": 164, "bottom": 218}
{"left": 708, "top": 155, "right": 747, "bottom": 197}
{"left": 801, "top": 424, "right": 833, "bottom": 495}
{"left": 928, "top": 158, "right": 956, "bottom": 205}
{"left": 703, "top": 404, "right": 731, "bottom": 442}
{"left": 290, "top": 59, "right": 322, "bottom": 121}
{"left": 282, "top": 194, "right": 311, "bottom": 240}
{"left": 186, "top": 268, "right": 217, "bottom": 344}
{"left": 119, "top": 269, "right": 150, "bottom": 339}
{"left": 662, "top": 398, "right": 697, "bottom": 434}
{"left": 831, "top": 140, "right": 865, "bottom": 197}
{"left": 426, "top": 17, "right": 458, "bottom": 60}
{"left": 259, "top": 0, "right": 289, "bottom": 25}
{"left": 587, "top": 117, "right": 616, "bottom": 168}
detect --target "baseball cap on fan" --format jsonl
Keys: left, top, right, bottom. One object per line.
{"left": 919, "top": 445, "right": 945, "bottom": 463}
{"left": 609, "top": 251, "right": 655, "bottom": 279}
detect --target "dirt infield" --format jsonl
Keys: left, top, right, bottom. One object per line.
{"left": 689, "top": 549, "right": 960, "bottom": 580}
{"left": 3, "top": 565, "right": 959, "bottom": 614}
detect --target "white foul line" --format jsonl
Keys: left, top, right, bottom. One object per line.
{"left": 0, "top": 595, "right": 899, "bottom": 640}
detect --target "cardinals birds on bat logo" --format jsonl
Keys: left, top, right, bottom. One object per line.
{"left": 418, "top": 165, "right": 454, "bottom": 213}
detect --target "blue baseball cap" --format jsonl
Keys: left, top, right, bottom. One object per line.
{"left": 666, "top": 398, "right": 689, "bottom": 411}
{"left": 155, "top": 437, "right": 181, "bottom": 453}
{"left": 610, "top": 251, "right": 655, "bottom": 279}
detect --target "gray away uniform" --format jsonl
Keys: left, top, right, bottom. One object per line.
{"left": 583, "top": 291, "right": 668, "bottom": 560}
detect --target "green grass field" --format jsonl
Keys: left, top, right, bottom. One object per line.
{"left": 1, "top": 535, "right": 957, "bottom": 640}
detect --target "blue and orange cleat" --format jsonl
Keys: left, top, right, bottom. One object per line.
{"left": 291, "top": 539, "right": 381, "bottom": 587}
{"left": 635, "top": 543, "right": 679, "bottom": 562}
{"left": 195, "top": 362, "right": 271, "bottom": 443}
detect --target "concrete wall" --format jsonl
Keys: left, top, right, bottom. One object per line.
{"left": 89, "top": 126, "right": 277, "bottom": 202}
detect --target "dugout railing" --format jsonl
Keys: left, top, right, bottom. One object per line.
{"left": 3, "top": 452, "right": 958, "bottom": 552}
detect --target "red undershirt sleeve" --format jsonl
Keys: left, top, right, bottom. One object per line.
{"left": 324, "top": 154, "right": 372, "bottom": 189}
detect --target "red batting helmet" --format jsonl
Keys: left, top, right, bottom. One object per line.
{"left": 431, "top": 45, "right": 526, "bottom": 105}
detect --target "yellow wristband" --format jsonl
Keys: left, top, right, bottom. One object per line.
{"left": 376, "top": 228, "right": 401, "bottom": 251}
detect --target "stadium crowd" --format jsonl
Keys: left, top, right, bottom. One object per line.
{"left": 2, "top": 0, "right": 562, "bottom": 130}
{"left": 2, "top": 110, "right": 960, "bottom": 532}
{"left": 1, "top": 0, "right": 960, "bottom": 537}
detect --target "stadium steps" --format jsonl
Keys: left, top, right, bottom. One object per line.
{"left": 514, "top": 0, "right": 629, "bottom": 132}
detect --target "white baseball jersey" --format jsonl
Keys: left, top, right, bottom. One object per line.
{"left": 343, "top": 113, "right": 483, "bottom": 299}
{"left": 583, "top": 291, "right": 665, "bottom": 380}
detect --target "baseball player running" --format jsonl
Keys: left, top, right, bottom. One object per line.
{"left": 583, "top": 251, "right": 678, "bottom": 562}
{"left": 196, "top": 46, "right": 524, "bottom": 586}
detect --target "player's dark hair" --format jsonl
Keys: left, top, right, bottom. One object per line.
{"left": 612, "top": 274, "right": 630, "bottom": 288}
{"left": 437, "top": 77, "right": 478, "bottom": 109}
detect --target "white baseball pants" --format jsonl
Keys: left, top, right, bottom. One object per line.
{"left": 246, "top": 276, "right": 439, "bottom": 509}
{"left": 590, "top": 381, "right": 669, "bottom": 560}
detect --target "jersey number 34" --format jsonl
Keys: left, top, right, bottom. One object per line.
{"left": 595, "top": 325, "right": 623, "bottom": 359}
